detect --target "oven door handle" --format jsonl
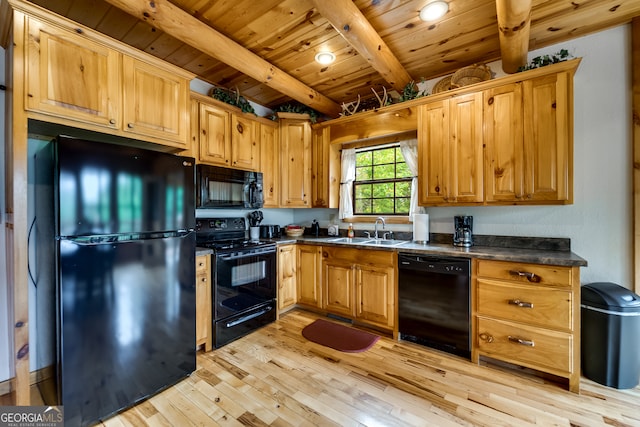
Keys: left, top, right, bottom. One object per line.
{"left": 225, "top": 306, "right": 273, "bottom": 328}
{"left": 218, "top": 249, "right": 275, "bottom": 261}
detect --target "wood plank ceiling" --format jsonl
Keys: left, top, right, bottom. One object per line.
{"left": 24, "top": 0, "right": 640, "bottom": 118}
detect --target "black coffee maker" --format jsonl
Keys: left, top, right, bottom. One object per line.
{"left": 453, "top": 215, "right": 473, "bottom": 247}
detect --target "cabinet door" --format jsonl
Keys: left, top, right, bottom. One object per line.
{"left": 312, "top": 127, "right": 330, "bottom": 207}
{"left": 199, "top": 103, "right": 231, "bottom": 166}
{"left": 25, "top": 18, "right": 120, "bottom": 128}
{"left": 277, "top": 245, "right": 297, "bottom": 311}
{"left": 323, "top": 260, "right": 354, "bottom": 317}
{"left": 260, "top": 122, "right": 280, "bottom": 207}
{"left": 356, "top": 264, "right": 395, "bottom": 329}
{"left": 195, "top": 255, "right": 212, "bottom": 352}
{"left": 280, "top": 119, "right": 311, "bottom": 207}
{"left": 449, "top": 92, "right": 484, "bottom": 203}
{"left": 484, "top": 83, "right": 524, "bottom": 202}
{"left": 523, "top": 72, "right": 571, "bottom": 202}
{"left": 122, "top": 56, "right": 189, "bottom": 147}
{"left": 231, "top": 113, "right": 258, "bottom": 170}
{"left": 418, "top": 100, "right": 450, "bottom": 204}
{"left": 297, "top": 245, "right": 322, "bottom": 308}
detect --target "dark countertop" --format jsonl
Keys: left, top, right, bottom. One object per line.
{"left": 270, "top": 236, "right": 587, "bottom": 267}
{"left": 196, "top": 247, "right": 214, "bottom": 256}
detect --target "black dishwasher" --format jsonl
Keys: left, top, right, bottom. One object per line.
{"left": 398, "top": 253, "right": 471, "bottom": 359}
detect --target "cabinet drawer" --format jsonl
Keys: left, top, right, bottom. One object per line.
{"left": 323, "top": 246, "right": 395, "bottom": 267}
{"left": 196, "top": 255, "right": 210, "bottom": 274}
{"left": 476, "top": 317, "right": 572, "bottom": 374}
{"left": 476, "top": 260, "right": 572, "bottom": 287}
{"left": 477, "top": 279, "right": 572, "bottom": 330}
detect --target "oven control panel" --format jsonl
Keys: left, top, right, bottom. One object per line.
{"left": 196, "top": 217, "right": 246, "bottom": 232}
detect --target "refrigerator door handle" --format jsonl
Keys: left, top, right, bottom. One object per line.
{"left": 61, "top": 230, "right": 195, "bottom": 245}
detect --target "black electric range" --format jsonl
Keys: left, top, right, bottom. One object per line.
{"left": 195, "top": 217, "right": 277, "bottom": 348}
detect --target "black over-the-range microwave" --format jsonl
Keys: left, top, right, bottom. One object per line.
{"left": 196, "top": 164, "right": 264, "bottom": 209}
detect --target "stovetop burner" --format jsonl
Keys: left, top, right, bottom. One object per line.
{"left": 195, "top": 217, "right": 275, "bottom": 252}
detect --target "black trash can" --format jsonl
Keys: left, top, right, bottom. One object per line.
{"left": 581, "top": 282, "right": 640, "bottom": 389}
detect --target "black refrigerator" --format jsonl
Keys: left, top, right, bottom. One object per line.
{"left": 35, "top": 136, "right": 196, "bottom": 426}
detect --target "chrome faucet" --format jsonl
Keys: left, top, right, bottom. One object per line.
{"left": 374, "top": 217, "right": 386, "bottom": 239}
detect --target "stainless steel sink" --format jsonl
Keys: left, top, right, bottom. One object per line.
{"left": 325, "top": 237, "right": 371, "bottom": 243}
{"left": 363, "top": 239, "right": 409, "bottom": 247}
{"left": 325, "top": 237, "right": 408, "bottom": 247}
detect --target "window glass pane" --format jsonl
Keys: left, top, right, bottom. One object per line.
{"left": 355, "top": 199, "right": 372, "bottom": 213}
{"left": 372, "top": 182, "right": 393, "bottom": 198}
{"left": 373, "top": 198, "right": 394, "bottom": 213}
{"left": 396, "top": 198, "right": 410, "bottom": 213}
{"left": 396, "top": 162, "right": 411, "bottom": 178}
{"left": 355, "top": 152, "right": 371, "bottom": 167}
{"left": 396, "top": 181, "right": 411, "bottom": 197}
{"left": 354, "top": 184, "right": 372, "bottom": 198}
{"left": 373, "top": 164, "right": 394, "bottom": 180}
{"left": 356, "top": 166, "right": 373, "bottom": 181}
{"left": 373, "top": 148, "right": 394, "bottom": 165}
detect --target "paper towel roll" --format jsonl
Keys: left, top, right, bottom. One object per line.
{"left": 413, "top": 213, "right": 429, "bottom": 243}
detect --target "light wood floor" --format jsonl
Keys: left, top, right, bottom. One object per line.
{"left": 98, "top": 309, "right": 639, "bottom": 427}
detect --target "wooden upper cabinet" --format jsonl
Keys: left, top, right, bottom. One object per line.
{"left": 230, "top": 113, "right": 259, "bottom": 170}
{"left": 194, "top": 94, "right": 262, "bottom": 171}
{"left": 484, "top": 83, "right": 524, "bottom": 202}
{"left": 25, "top": 17, "right": 120, "bottom": 129}
{"left": 260, "top": 121, "right": 280, "bottom": 207}
{"left": 121, "top": 56, "right": 189, "bottom": 146}
{"left": 418, "top": 92, "right": 483, "bottom": 205}
{"left": 280, "top": 118, "right": 311, "bottom": 207}
{"left": 312, "top": 126, "right": 330, "bottom": 208}
{"left": 418, "top": 99, "right": 449, "bottom": 204}
{"left": 523, "top": 72, "right": 571, "bottom": 203}
{"left": 198, "top": 102, "right": 231, "bottom": 166}
{"left": 485, "top": 73, "right": 571, "bottom": 203}
{"left": 24, "top": 16, "right": 192, "bottom": 149}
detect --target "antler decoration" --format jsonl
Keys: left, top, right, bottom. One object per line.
{"left": 371, "top": 87, "right": 388, "bottom": 108}
{"left": 340, "top": 94, "right": 361, "bottom": 116}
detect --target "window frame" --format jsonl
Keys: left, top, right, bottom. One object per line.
{"left": 351, "top": 143, "right": 412, "bottom": 217}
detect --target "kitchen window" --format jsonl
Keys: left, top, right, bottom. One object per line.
{"left": 353, "top": 145, "right": 412, "bottom": 215}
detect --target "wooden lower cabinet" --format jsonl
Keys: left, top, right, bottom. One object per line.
{"left": 195, "top": 254, "right": 212, "bottom": 352}
{"left": 356, "top": 263, "right": 395, "bottom": 329}
{"left": 473, "top": 259, "right": 580, "bottom": 393}
{"left": 322, "top": 246, "right": 396, "bottom": 331}
{"left": 297, "top": 245, "right": 322, "bottom": 308}
{"left": 277, "top": 244, "right": 297, "bottom": 313}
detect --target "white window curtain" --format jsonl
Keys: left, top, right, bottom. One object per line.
{"left": 399, "top": 139, "right": 426, "bottom": 219}
{"left": 339, "top": 148, "right": 356, "bottom": 219}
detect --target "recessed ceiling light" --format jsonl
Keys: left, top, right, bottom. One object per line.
{"left": 315, "top": 51, "right": 336, "bottom": 65}
{"left": 419, "top": 1, "right": 449, "bottom": 22}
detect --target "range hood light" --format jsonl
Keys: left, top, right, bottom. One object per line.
{"left": 419, "top": 1, "right": 449, "bottom": 22}
{"left": 315, "top": 51, "right": 336, "bottom": 65}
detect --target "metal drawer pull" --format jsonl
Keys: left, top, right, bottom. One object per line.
{"left": 508, "top": 336, "right": 535, "bottom": 347}
{"left": 508, "top": 299, "right": 534, "bottom": 308}
{"left": 508, "top": 270, "right": 540, "bottom": 283}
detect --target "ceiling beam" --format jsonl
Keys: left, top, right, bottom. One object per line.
{"left": 101, "top": 0, "right": 342, "bottom": 117}
{"left": 311, "top": 0, "right": 412, "bottom": 93}
{"left": 496, "top": 0, "right": 532, "bottom": 73}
